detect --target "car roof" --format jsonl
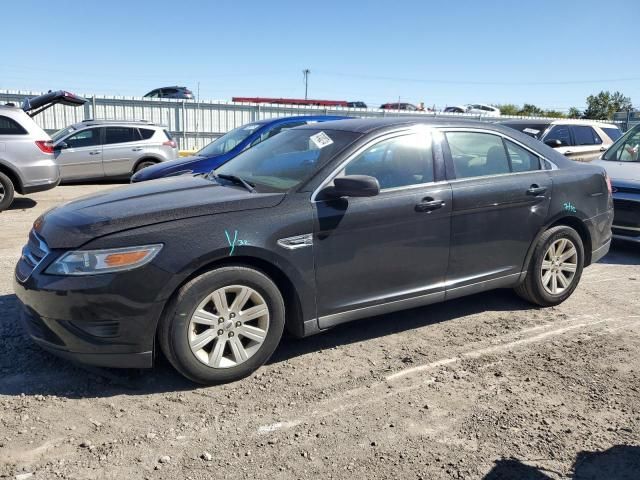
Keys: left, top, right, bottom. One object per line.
{"left": 248, "top": 115, "right": 351, "bottom": 127}
{"left": 499, "top": 118, "right": 618, "bottom": 128}
{"left": 296, "top": 116, "right": 508, "bottom": 133}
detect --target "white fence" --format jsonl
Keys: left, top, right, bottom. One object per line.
{"left": 0, "top": 89, "right": 600, "bottom": 150}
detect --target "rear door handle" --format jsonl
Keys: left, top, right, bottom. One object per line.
{"left": 564, "top": 151, "right": 573, "bottom": 156}
{"left": 527, "top": 184, "right": 547, "bottom": 196}
{"left": 415, "top": 198, "right": 445, "bottom": 212}
{"left": 132, "top": 147, "right": 143, "bottom": 152}
{"left": 89, "top": 151, "right": 100, "bottom": 155}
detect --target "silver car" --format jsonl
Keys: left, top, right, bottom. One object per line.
{"left": 592, "top": 124, "right": 640, "bottom": 243}
{"left": 51, "top": 120, "right": 178, "bottom": 181}
{"left": 0, "top": 105, "right": 59, "bottom": 211}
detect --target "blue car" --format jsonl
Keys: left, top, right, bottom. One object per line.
{"left": 131, "top": 115, "right": 349, "bottom": 182}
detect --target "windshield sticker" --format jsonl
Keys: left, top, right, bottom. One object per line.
{"left": 523, "top": 128, "right": 540, "bottom": 135}
{"left": 225, "top": 230, "right": 249, "bottom": 256}
{"left": 309, "top": 131, "right": 334, "bottom": 149}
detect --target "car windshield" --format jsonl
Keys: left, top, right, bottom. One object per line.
{"left": 51, "top": 125, "right": 76, "bottom": 142}
{"left": 215, "top": 128, "right": 360, "bottom": 192}
{"left": 603, "top": 125, "right": 640, "bottom": 162}
{"left": 501, "top": 122, "right": 551, "bottom": 140}
{"left": 198, "top": 124, "right": 262, "bottom": 157}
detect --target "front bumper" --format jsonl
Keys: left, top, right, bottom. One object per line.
{"left": 13, "top": 267, "right": 167, "bottom": 369}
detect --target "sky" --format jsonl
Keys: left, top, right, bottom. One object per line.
{"left": 3, "top": 0, "right": 639, "bottom": 112}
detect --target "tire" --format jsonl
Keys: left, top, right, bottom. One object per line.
{"left": 0, "top": 172, "right": 15, "bottom": 212}
{"left": 158, "top": 266, "right": 285, "bottom": 384}
{"left": 134, "top": 160, "right": 157, "bottom": 173}
{"left": 515, "top": 225, "right": 585, "bottom": 307}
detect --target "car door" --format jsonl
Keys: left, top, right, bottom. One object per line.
{"left": 313, "top": 130, "right": 452, "bottom": 327}
{"left": 568, "top": 125, "right": 605, "bottom": 162}
{"left": 102, "top": 126, "right": 143, "bottom": 177}
{"left": 54, "top": 127, "right": 104, "bottom": 180}
{"left": 542, "top": 124, "right": 574, "bottom": 158}
{"left": 443, "top": 129, "right": 552, "bottom": 297}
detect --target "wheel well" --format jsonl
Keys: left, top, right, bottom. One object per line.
{"left": 133, "top": 157, "right": 160, "bottom": 172}
{"left": 160, "top": 256, "right": 304, "bottom": 338}
{"left": 549, "top": 216, "right": 593, "bottom": 266}
{"left": 0, "top": 163, "right": 23, "bottom": 194}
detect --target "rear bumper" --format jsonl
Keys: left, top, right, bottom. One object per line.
{"left": 21, "top": 177, "right": 60, "bottom": 194}
{"left": 18, "top": 158, "right": 60, "bottom": 194}
{"left": 591, "top": 238, "right": 611, "bottom": 263}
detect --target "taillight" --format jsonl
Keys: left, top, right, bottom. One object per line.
{"left": 605, "top": 173, "right": 612, "bottom": 195}
{"left": 35, "top": 140, "right": 54, "bottom": 154}
{"left": 163, "top": 140, "right": 177, "bottom": 148}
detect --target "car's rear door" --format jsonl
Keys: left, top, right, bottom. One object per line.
{"left": 442, "top": 129, "right": 552, "bottom": 298}
{"left": 313, "top": 129, "right": 452, "bottom": 327}
{"left": 102, "top": 126, "right": 144, "bottom": 177}
{"left": 55, "top": 127, "right": 104, "bottom": 180}
{"left": 568, "top": 125, "right": 605, "bottom": 162}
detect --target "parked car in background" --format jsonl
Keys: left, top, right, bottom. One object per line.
{"left": 131, "top": 115, "right": 350, "bottom": 182}
{"left": 380, "top": 102, "right": 418, "bottom": 111}
{"left": 0, "top": 105, "right": 59, "bottom": 211}
{"left": 15, "top": 118, "right": 612, "bottom": 384}
{"left": 50, "top": 120, "right": 178, "bottom": 181}
{"left": 347, "top": 101, "right": 367, "bottom": 108}
{"left": 144, "top": 87, "right": 194, "bottom": 100}
{"left": 500, "top": 119, "right": 621, "bottom": 162}
{"left": 592, "top": 124, "right": 640, "bottom": 243}
{"left": 444, "top": 104, "right": 501, "bottom": 116}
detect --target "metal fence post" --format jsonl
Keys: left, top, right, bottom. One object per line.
{"left": 182, "top": 100, "right": 186, "bottom": 150}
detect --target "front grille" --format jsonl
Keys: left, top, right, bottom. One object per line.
{"left": 16, "top": 230, "right": 50, "bottom": 282}
{"left": 613, "top": 198, "right": 640, "bottom": 229}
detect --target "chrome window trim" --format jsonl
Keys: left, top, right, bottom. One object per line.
{"left": 311, "top": 127, "right": 437, "bottom": 202}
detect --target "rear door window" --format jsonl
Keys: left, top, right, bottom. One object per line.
{"left": 445, "top": 132, "right": 510, "bottom": 178}
{"left": 571, "top": 125, "right": 602, "bottom": 145}
{"left": 104, "top": 127, "right": 138, "bottom": 145}
{"left": 0, "top": 116, "right": 28, "bottom": 135}
{"left": 544, "top": 125, "right": 572, "bottom": 146}
{"left": 602, "top": 127, "right": 622, "bottom": 141}
{"left": 505, "top": 140, "right": 541, "bottom": 172}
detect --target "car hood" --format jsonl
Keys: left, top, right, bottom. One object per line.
{"left": 36, "top": 176, "right": 285, "bottom": 249}
{"left": 591, "top": 159, "right": 640, "bottom": 182}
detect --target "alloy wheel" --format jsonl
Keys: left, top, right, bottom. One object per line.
{"left": 0, "top": 184, "right": 4, "bottom": 202}
{"left": 540, "top": 238, "right": 578, "bottom": 295}
{"left": 188, "top": 285, "right": 270, "bottom": 368}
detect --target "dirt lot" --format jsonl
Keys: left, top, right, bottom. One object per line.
{"left": 1, "top": 185, "right": 639, "bottom": 480}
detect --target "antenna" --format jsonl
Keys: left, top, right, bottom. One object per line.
{"left": 302, "top": 69, "right": 311, "bottom": 100}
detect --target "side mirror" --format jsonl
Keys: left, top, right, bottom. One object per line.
{"left": 54, "top": 141, "right": 68, "bottom": 150}
{"left": 544, "top": 139, "right": 563, "bottom": 148}
{"left": 321, "top": 175, "right": 380, "bottom": 198}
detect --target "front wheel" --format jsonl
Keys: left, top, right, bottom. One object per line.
{"left": 515, "top": 225, "right": 585, "bottom": 307}
{"left": 158, "top": 266, "right": 285, "bottom": 384}
{"left": 0, "top": 172, "right": 15, "bottom": 212}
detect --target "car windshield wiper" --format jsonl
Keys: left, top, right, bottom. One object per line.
{"left": 209, "top": 173, "right": 256, "bottom": 193}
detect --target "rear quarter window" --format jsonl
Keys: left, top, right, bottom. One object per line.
{"left": 139, "top": 128, "right": 155, "bottom": 140}
{"left": 602, "top": 127, "right": 622, "bottom": 141}
{"left": 0, "top": 115, "right": 28, "bottom": 135}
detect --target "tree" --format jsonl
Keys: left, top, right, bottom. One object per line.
{"left": 519, "top": 104, "right": 545, "bottom": 116}
{"left": 583, "top": 91, "right": 633, "bottom": 120}
{"left": 567, "top": 107, "right": 582, "bottom": 118}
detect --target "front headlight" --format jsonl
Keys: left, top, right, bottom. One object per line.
{"left": 45, "top": 244, "right": 163, "bottom": 276}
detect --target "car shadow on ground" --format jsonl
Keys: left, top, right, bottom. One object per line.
{"left": 599, "top": 241, "right": 640, "bottom": 266}
{"left": 483, "top": 445, "right": 640, "bottom": 479}
{"left": 0, "top": 288, "right": 534, "bottom": 399}
{"left": 8, "top": 198, "right": 37, "bottom": 210}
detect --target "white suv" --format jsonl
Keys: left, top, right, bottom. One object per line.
{"left": 51, "top": 120, "right": 178, "bottom": 181}
{"left": 0, "top": 105, "right": 59, "bottom": 211}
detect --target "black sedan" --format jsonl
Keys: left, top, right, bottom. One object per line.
{"left": 14, "top": 118, "right": 613, "bottom": 384}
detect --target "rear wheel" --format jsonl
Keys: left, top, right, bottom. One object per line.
{"left": 515, "top": 226, "right": 584, "bottom": 306}
{"left": 0, "top": 172, "right": 15, "bottom": 212}
{"left": 158, "top": 266, "right": 285, "bottom": 384}
{"left": 134, "top": 160, "right": 157, "bottom": 173}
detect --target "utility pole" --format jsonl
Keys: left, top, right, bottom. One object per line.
{"left": 302, "top": 69, "right": 310, "bottom": 100}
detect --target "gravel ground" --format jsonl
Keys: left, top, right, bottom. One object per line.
{"left": 1, "top": 184, "right": 639, "bottom": 480}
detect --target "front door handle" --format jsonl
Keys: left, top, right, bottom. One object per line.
{"left": 564, "top": 151, "right": 573, "bottom": 156}
{"left": 89, "top": 151, "right": 100, "bottom": 155}
{"left": 527, "top": 184, "right": 547, "bottom": 196}
{"left": 415, "top": 198, "right": 445, "bottom": 212}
